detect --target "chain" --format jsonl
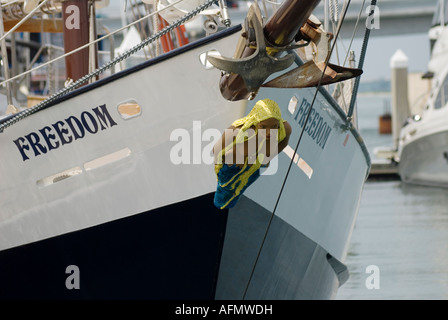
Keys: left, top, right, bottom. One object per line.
{"left": 0, "top": 0, "right": 218, "bottom": 133}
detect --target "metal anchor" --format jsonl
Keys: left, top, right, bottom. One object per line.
{"left": 262, "top": 15, "right": 363, "bottom": 89}
{"left": 206, "top": 3, "right": 295, "bottom": 93}
{"left": 262, "top": 60, "right": 363, "bottom": 88}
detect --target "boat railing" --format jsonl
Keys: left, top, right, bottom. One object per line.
{"left": 1, "top": 0, "right": 366, "bottom": 133}
{"left": 0, "top": 0, "right": 218, "bottom": 129}
{"left": 0, "top": 0, "right": 214, "bottom": 114}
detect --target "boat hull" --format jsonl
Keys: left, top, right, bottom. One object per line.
{"left": 398, "top": 129, "right": 448, "bottom": 187}
{"left": 0, "top": 192, "right": 344, "bottom": 300}
{"left": 0, "top": 26, "right": 369, "bottom": 299}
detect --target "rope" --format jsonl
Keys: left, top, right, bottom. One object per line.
{"left": 343, "top": 0, "right": 366, "bottom": 67}
{"left": 0, "top": 0, "right": 218, "bottom": 133}
{"left": 347, "top": 0, "right": 376, "bottom": 119}
{"left": 242, "top": 0, "right": 353, "bottom": 299}
{"left": 0, "top": 0, "right": 51, "bottom": 43}
{"left": 329, "top": 0, "right": 339, "bottom": 24}
{"left": 0, "top": 0, "right": 187, "bottom": 89}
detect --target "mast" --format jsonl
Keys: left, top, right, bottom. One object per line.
{"left": 0, "top": 2, "right": 13, "bottom": 107}
{"left": 62, "top": 0, "right": 97, "bottom": 83}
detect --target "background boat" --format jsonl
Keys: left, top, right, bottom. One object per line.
{"left": 397, "top": 0, "right": 448, "bottom": 187}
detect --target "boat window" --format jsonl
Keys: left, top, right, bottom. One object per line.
{"left": 117, "top": 100, "right": 142, "bottom": 119}
{"left": 435, "top": 88, "right": 442, "bottom": 109}
{"left": 288, "top": 96, "right": 298, "bottom": 114}
{"left": 37, "top": 167, "right": 83, "bottom": 188}
{"left": 435, "top": 74, "right": 448, "bottom": 109}
{"left": 84, "top": 148, "right": 131, "bottom": 171}
{"left": 443, "top": 76, "right": 448, "bottom": 108}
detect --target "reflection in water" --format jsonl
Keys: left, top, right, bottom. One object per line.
{"left": 336, "top": 181, "right": 448, "bottom": 300}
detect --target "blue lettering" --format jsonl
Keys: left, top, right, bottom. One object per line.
{"left": 52, "top": 120, "right": 73, "bottom": 145}
{"left": 298, "top": 102, "right": 311, "bottom": 127}
{"left": 93, "top": 104, "right": 117, "bottom": 130}
{"left": 294, "top": 99, "right": 307, "bottom": 122}
{"left": 66, "top": 116, "right": 85, "bottom": 140}
{"left": 81, "top": 111, "right": 98, "bottom": 134}
{"left": 13, "top": 137, "right": 30, "bottom": 161}
{"left": 319, "top": 126, "right": 332, "bottom": 149}
{"left": 13, "top": 104, "right": 118, "bottom": 161}
{"left": 25, "top": 132, "right": 47, "bottom": 157}
{"left": 292, "top": 98, "right": 332, "bottom": 150}
{"left": 304, "top": 108, "right": 314, "bottom": 133}
{"left": 312, "top": 116, "right": 323, "bottom": 139}
{"left": 39, "top": 126, "right": 60, "bottom": 151}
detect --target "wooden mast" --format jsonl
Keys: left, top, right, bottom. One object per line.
{"left": 62, "top": 0, "right": 95, "bottom": 83}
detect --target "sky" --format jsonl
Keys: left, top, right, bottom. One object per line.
{"left": 340, "top": 32, "right": 431, "bottom": 81}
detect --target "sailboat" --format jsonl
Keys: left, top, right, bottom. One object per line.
{"left": 0, "top": 0, "right": 370, "bottom": 299}
{"left": 397, "top": 0, "right": 448, "bottom": 188}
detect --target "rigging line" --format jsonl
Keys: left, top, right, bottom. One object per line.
{"left": 343, "top": 0, "right": 366, "bottom": 67}
{"left": 0, "top": 0, "right": 187, "bottom": 88}
{"left": 0, "top": 0, "right": 51, "bottom": 42}
{"left": 347, "top": 0, "right": 376, "bottom": 119}
{"left": 241, "top": 0, "right": 352, "bottom": 300}
{"left": 0, "top": 0, "right": 217, "bottom": 132}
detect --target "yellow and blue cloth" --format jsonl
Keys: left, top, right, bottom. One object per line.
{"left": 214, "top": 99, "right": 286, "bottom": 209}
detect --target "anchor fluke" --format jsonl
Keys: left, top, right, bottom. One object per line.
{"left": 206, "top": 50, "right": 295, "bottom": 93}
{"left": 262, "top": 60, "right": 363, "bottom": 88}
{"left": 206, "top": 1, "right": 295, "bottom": 97}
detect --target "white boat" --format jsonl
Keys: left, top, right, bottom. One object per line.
{"left": 0, "top": 0, "right": 370, "bottom": 299}
{"left": 397, "top": 0, "right": 448, "bottom": 188}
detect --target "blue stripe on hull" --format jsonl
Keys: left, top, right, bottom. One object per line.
{"left": 0, "top": 193, "right": 228, "bottom": 299}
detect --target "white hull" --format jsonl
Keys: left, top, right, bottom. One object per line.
{"left": 0, "top": 30, "right": 246, "bottom": 251}
{"left": 0, "top": 26, "right": 370, "bottom": 299}
{"left": 397, "top": 21, "right": 448, "bottom": 188}
{"left": 398, "top": 128, "right": 448, "bottom": 187}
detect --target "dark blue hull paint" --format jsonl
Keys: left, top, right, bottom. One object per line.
{"left": 0, "top": 192, "right": 346, "bottom": 300}
{"left": 0, "top": 193, "right": 228, "bottom": 299}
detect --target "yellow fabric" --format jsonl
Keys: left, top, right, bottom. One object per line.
{"left": 214, "top": 99, "right": 286, "bottom": 209}
{"left": 230, "top": 98, "right": 286, "bottom": 142}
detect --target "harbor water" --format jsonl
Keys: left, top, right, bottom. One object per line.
{"left": 335, "top": 93, "right": 448, "bottom": 300}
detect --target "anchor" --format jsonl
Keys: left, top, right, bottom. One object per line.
{"left": 206, "top": 2, "right": 295, "bottom": 97}
{"left": 262, "top": 14, "right": 363, "bottom": 88}
{"left": 206, "top": 0, "right": 362, "bottom": 101}
{"left": 262, "top": 60, "right": 363, "bottom": 88}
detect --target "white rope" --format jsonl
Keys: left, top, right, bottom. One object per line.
{"left": 0, "top": 0, "right": 217, "bottom": 131}
{"left": 329, "top": 0, "right": 339, "bottom": 24}
{"left": 343, "top": 0, "right": 366, "bottom": 67}
{"left": 0, "top": 0, "right": 51, "bottom": 42}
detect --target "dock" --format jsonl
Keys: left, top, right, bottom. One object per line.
{"left": 368, "top": 159, "right": 400, "bottom": 180}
